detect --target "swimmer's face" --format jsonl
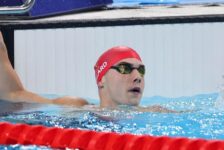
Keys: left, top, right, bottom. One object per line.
{"left": 100, "top": 58, "right": 145, "bottom": 107}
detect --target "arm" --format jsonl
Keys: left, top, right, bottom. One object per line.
{"left": 0, "top": 31, "right": 24, "bottom": 97}
{"left": 6, "top": 90, "right": 89, "bottom": 107}
{"left": 0, "top": 31, "right": 88, "bottom": 106}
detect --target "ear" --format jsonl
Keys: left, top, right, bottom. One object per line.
{"left": 97, "top": 76, "right": 105, "bottom": 89}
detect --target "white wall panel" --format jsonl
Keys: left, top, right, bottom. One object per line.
{"left": 14, "top": 22, "right": 224, "bottom": 99}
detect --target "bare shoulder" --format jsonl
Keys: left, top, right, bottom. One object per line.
{"left": 52, "top": 96, "right": 89, "bottom": 107}
{"left": 137, "top": 105, "right": 176, "bottom": 113}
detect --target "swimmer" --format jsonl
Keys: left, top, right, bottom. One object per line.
{"left": 94, "top": 46, "right": 174, "bottom": 112}
{"left": 0, "top": 31, "right": 173, "bottom": 112}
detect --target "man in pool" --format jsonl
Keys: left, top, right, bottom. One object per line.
{"left": 94, "top": 46, "right": 145, "bottom": 107}
{"left": 0, "top": 31, "right": 172, "bottom": 112}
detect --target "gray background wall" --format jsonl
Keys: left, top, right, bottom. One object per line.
{"left": 14, "top": 22, "right": 224, "bottom": 99}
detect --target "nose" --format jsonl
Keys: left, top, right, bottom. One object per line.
{"left": 134, "top": 77, "right": 141, "bottom": 83}
{"left": 131, "top": 69, "right": 142, "bottom": 83}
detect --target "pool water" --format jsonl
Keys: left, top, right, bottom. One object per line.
{"left": 1, "top": 92, "right": 224, "bottom": 149}
{"left": 0, "top": 145, "right": 52, "bottom": 150}
{"left": 1, "top": 93, "right": 224, "bottom": 140}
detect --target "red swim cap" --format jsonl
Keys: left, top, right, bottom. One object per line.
{"left": 94, "top": 46, "right": 142, "bottom": 83}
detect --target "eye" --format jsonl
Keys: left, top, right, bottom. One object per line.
{"left": 137, "top": 66, "right": 145, "bottom": 76}
{"left": 138, "top": 65, "right": 145, "bottom": 75}
{"left": 118, "top": 64, "right": 126, "bottom": 74}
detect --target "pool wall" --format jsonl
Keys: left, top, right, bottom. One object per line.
{"left": 14, "top": 22, "right": 224, "bottom": 99}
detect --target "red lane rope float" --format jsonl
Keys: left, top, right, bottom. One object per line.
{"left": 1, "top": 122, "right": 224, "bottom": 150}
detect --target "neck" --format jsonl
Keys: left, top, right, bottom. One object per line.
{"left": 99, "top": 91, "right": 118, "bottom": 108}
{"left": 100, "top": 96, "right": 117, "bottom": 107}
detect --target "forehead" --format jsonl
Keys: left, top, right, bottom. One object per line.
{"left": 115, "top": 58, "right": 144, "bottom": 65}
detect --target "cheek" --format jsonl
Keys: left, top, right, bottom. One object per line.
{"left": 108, "top": 76, "right": 123, "bottom": 87}
{"left": 140, "top": 80, "right": 145, "bottom": 91}
{"left": 142, "top": 79, "right": 145, "bottom": 87}
{"left": 105, "top": 74, "right": 126, "bottom": 90}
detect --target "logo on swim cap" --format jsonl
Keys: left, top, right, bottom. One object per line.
{"left": 94, "top": 46, "right": 142, "bottom": 84}
{"left": 97, "top": 61, "right": 108, "bottom": 78}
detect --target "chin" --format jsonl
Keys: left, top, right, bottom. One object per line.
{"left": 128, "top": 99, "right": 140, "bottom": 106}
{"left": 131, "top": 97, "right": 141, "bottom": 104}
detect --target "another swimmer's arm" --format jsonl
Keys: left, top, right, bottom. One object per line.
{"left": 0, "top": 31, "right": 88, "bottom": 107}
{"left": 52, "top": 96, "right": 89, "bottom": 107}
{"left": 0, "top": 32, "right": 24, "bottom": 94}
{"left": 2, "top": 90, "right": 50, "bottom": 103}
{"left": 2, "top": 89, "right": 89, "bottom": 107}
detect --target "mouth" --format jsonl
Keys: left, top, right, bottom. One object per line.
{"left": 128, "top": 87, "right": 141, "bottom": 94}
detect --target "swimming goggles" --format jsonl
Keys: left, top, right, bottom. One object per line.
{"left": 110, "top": 62, "right": 145, "bottom": 76}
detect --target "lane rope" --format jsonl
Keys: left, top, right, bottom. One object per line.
{"left": 0, "top": 122, "right": 224, "bottom": 149}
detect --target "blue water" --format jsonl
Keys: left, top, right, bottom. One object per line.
{"left": 1, "top": 92, "right": 224, "bottom": 149}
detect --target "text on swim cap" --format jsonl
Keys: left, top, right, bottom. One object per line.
{"left": 97, "top": 61, "right": 107, "bottom": 77}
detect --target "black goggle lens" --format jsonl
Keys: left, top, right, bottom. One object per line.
{"left": 111, "top": 63, "right": 145, "bottom": 76}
